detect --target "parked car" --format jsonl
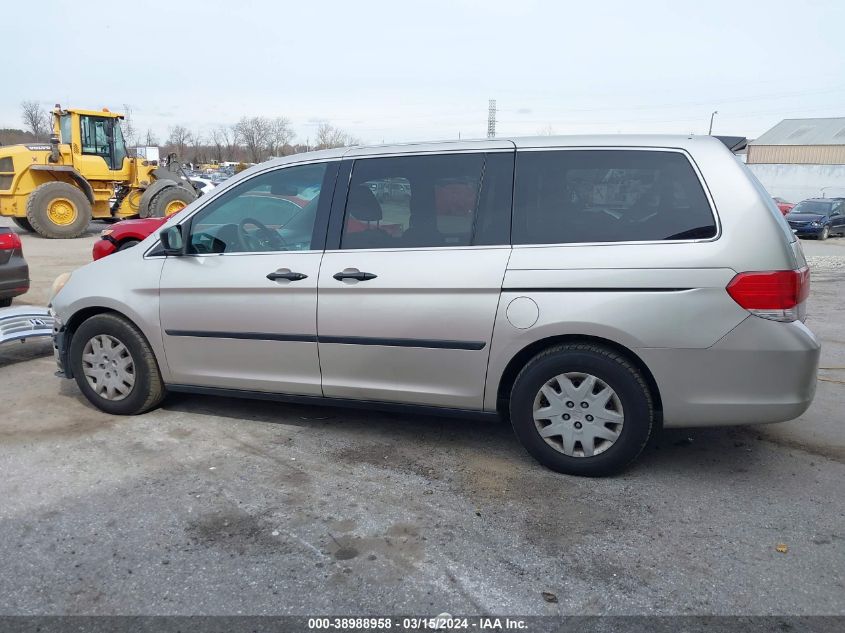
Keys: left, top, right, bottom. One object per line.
{"left": 93, "top": 217, "right": 169, "bottom": 260}
{"left": 210, "top": 171, "right": 232, "bottom": 185}
{"left": 0, "top": 227, "right": 29, "bottom": 307}
{"left": 785, "top": 198, "right": 845, "bottom": 240}
{"left": 189, "top": 177, "right": 216, "bottom": 196}
{"left": 51, "top": 136, "right": 819, "bottom": 476}
{"left": 773, "top": 197, "right": 794, "bottom": 215}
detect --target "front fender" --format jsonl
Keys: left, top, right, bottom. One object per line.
{"left": 52, "top": 254, "right": 170, "bottom": 382}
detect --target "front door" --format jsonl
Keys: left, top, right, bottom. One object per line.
{"left": 159, "top": 160, "right": 336, "bottom": 394}
{"left": 831, "top": 203, "right": 845, "bottom": 233}
{"left": 317, "top": 151, "right": 514, "bottom": 409}
{"left": 75, "top": 114, "right": 128, "bottom": 180}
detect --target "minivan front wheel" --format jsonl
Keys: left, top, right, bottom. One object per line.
{"left": 69, "top": 313, "right": 165, "bottom": 415}
{"left": 509, "top": 343, "right": 654, "bottom": 476}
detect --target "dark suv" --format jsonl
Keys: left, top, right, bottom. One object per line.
{"left": 786, "top": 198, "right": 845, "bottom": 240}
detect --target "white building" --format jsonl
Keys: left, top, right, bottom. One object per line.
{"left": 747, "top": 117, "right": 845, "bottom": 202}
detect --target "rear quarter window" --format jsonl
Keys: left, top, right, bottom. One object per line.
{"left": 512, "top": 149, "right": 717, "bottom": 244}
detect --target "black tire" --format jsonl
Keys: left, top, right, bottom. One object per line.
{"left": 148, "top": 186, "right": 196, "bottom": 218}
{"left": 69, "top": 313, "right": 165, "bottom": 415}
{"left": 26, "top": 181, "right": 92, "bottom": 239}
{"left": 117, "top": 239, "right": 141, "bottom": 251}
{"left": 11, "top": 217, "right": 34, "bottom": 233}
{"left": 509, "top": 343, "right": 654, "bottom": 477}
{"left": 0, "top": 297, "right": 11, "bottom": 308}
{"left": 819, "top": 226, "right": 829, "bottom": 241}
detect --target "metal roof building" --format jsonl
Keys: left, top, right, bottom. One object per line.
{"left": 747, "top": 117, "right": 845, "bottom": 164}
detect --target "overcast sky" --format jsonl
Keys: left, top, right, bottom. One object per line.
{"left": 5, "top": 0, "right": 844, "bottom": 145}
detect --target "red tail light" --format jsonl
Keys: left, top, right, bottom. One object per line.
{"left": 0, "top": 231, "right": 22, "bottom": 251}
{"left": 726, "top": 267, "right": 810, "bottom": 322}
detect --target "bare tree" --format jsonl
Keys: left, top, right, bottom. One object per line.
{"left": 267, "top": 117, "right": 295, "bottom": 157}
{"left": 211, "top": 125, "right": 239, "bottom": 161}
{"left": 190, "top": 130, "right": 205, "bottom": 163}
{"left": 537, "top": 124, "right": 556, "bottom": 136}
{"left": 314, "top": 122, "right": 351, "bottom": 150}
{"left": 234, "top": 116, "right": 272, "bottom": 163}
{"left": 167, "top": 125, "right": 192, "bottom": 158}
{"left": 143, "top": 128, "right": 159, "bottom": 146}
{"left": 20, "top": 100, "right": 51, "bottom": 140}
{"left": 229, "top": 123, "right": 241, "bottom": 157}
{"left": 122, "top": 103, "right": 138, "bottom": 146}
{"left": 210, "top": 127, "right": 225, "bottom": 162}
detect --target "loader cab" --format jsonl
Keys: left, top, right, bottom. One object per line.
{"left": 59, "top": 109, "right": 130, "bottom": 179}
{"left": 79, "top": 114, "right": 127, "bottom": 171}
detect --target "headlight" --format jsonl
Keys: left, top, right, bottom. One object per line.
{"left": 48, "top": 272, "right": 72, "bottom": 304}
{"left": 101, "top": 229, "right": 113, "bottom": 237}
{"left": 811, "top": 221, "right": 821, "bottom": 227}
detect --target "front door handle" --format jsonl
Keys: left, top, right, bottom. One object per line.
{"left": 267, "top": 268, "right": 308, "bottom": 282}
{"left": 333, "top": 268, "right": 378, "bottom": 282}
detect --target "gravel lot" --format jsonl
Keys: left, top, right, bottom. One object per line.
{"left": 0, "top": 225, "right": 843, "bottom": 616}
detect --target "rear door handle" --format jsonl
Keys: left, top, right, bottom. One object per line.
{"left": 333, "top": 269, "right": 377, "bottom": 282}
{"left": 267, "top": 269, "right": 308, "bottom": 282}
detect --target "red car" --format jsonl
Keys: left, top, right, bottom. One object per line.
{"left": 93, "top": 216, "right": 169, "bottom": 260}
{"left": 773, "top": 197, "right": 794, "bottom": 216}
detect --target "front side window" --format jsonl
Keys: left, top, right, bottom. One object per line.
{"left": 187, "top": 162, "right": 328, "bottom": 254}
{"left": 340, "top": 153, "right": 498, "bottom": 250}
{"left": 513, "top": 150, "right": 717, "bottom": 244}
{"left": 59, "top": 114, "right": 72, "bottom": 144}
{"left": 112, "top": 121, "right": 128, "bottom": 167}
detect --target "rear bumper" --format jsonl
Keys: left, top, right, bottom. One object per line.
{"left": 0, "top": 253, "right": 29, "bottom": 299}
{"left": 638, "top": 317, "right": 820, "bottom": 428}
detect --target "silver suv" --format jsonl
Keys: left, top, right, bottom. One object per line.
{"left": 49, "top": 136, "right": 820, "bottom": 476}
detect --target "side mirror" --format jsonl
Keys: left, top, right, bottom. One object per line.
{"left": 159, "top": 225, "right": 185, "bottom": 256}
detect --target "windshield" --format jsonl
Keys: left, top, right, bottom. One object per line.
{"left": 791, "top": 200, "right": 832, "bottom": 215}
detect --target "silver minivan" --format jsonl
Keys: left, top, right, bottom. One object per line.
{"left": 49, "top": 136, "right": 820, "bottom": 476}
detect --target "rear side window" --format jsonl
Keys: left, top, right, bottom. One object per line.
{"left": 340, "top": 152, "right": 512, "bottom": 249}
{"left": 513, "top": 150, "right": 716, "bottom": 244}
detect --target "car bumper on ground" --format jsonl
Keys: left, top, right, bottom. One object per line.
{"left": 638, "top": 316, "right": 820, "bottom": 428}
{"left": 92, "top": 237, "right": 118, "bottom": 260}
{"left": 0, "top": 305, "right": 55, "bottom": 345}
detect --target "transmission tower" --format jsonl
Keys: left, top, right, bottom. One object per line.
{"left": 487, "top": 99, "right": 497, "bottom": 138}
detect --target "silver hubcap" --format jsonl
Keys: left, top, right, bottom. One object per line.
{"left": 81, "top": 334, "right": 136, "bottom": 401}
{"left": 533, "top": 372, "right": 624, "bottom": 457}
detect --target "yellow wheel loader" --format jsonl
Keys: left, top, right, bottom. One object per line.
{"left": 0, "top": 105, "right": 197, "bottom": 238}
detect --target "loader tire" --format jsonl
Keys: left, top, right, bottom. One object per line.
{"left": 148, "top": 186, "right": 196, "bottom": 218}
{"left": 26, "top": 182, "right": 92, "bottom": 239}
{"left": 12, "top": 217, "right": 34, "bottom": 233}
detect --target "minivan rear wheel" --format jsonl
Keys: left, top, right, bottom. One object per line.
{"left": 69, "top": 313, "right": 165, "bottom": 415}
{"left": 509, "top": 343, "right": 654, "bottom": 476}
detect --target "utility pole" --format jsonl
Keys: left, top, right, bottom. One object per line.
{"left": 487, "top": 99, "right": 497, "bottom": 139}
{"left": 708, "top": 110, "right": 718, "bottom": 135}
